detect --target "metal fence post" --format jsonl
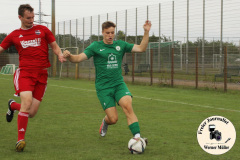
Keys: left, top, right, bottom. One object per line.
{"left": 135, "top": 8, "right": 137, "bottom": 74}
{"left": 69, "top": 20, "right": 71, "bottom": 47}
{"left": 76, "top": 19, "right": 78, "bottom": 47}
{"left": 124, "top": 10, "right": 127, "bottom": 63}
{"left": 63, "top": 21, "right": 69, "bottom": 77}
{"left": 224, "top": 46, "right": 227, "bottom": 92}
{"left": 171, "top": 1, "right": 174, "bottom": 87}
{"left": 171, "top": 48, "right": 174, "bottom": 87}
{"left": 57, "top": 22, "right": 59, "bottom": 45}
{"left": 89, "top": 16, "right": 92, "bottom": 80}
{"left": 220, "top": 0, "right": 223, "bottom": 72}
{"left": 132, "top": 52, "right": 135, "bottom": 83}
{"left": 202, "top": 0, "right": 205, "bottom": 75}
{"left": 63, "top": 21, "right": 65, "bottom": 48}
{"left": 146, "top": 6, "right": 149, "bottom": 64}
{"left": 186, "top": 0, "right": 189, "bottom": 74}
{"left": 172, "top": 1, "right": 174, "bottom": 49}
{"left": 83, "top": 17, "right": 85, "bottom": 51}
{"left": 158, "top": 3, "right": 161, "bottom": 71}
{"left": 76, "top": 18, "right": 80, "bottom": 79}
{"left": 196, "top": 47, "right": 199, "bottom": 89}
{"left": 150, "top": 49, "right": 153, "bottom": 85}
{"left": 115, "top": 11, "right": 118, "bottom": 40}
{"left": 51, "top": 0, "right": 57, "bottom": 77}
{"left": 147, "top": 5, "right": 149, "bottom": 20}
{"left": 98, "top": 15, "right": 100, "bottom": 41}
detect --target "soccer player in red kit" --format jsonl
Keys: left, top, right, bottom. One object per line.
{"left": 0, "top": 4, "right": 66, "bottom": 152}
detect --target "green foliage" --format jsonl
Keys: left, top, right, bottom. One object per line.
{"left": 0, "top": 33, "right": 17, "bottom": 53}
{"left": 0, "top": 33, "right": 7, "bottom": 42}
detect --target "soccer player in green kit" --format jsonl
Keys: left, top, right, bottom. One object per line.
{"left": 63, "top": 20, "right": 151, "bottom": 143}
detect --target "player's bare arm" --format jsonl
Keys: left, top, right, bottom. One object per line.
{"left": 131, "top": 20, "right": 152, "bottom": 53}
{"left": 63, "top": 50, "right": 88, "bottom": 63}
{"left": 49, "top": 41, "right": 66, "bottom": 63}
{"left": 0, "top": 46, "right": 5, "bottom": 54}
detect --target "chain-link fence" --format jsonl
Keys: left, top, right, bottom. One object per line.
{"left": 1, "top": 0, "right": 240, "bottom": 91}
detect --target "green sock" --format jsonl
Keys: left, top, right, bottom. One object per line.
{"left": 129, "top": 122, "right": 140, "bottom": 136}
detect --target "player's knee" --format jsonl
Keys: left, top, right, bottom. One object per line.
{"left": 29, "top": 111, "right": 37, "bottom": 118}
{"left": 20, "top": 99, "right": 32, "bottom": 112}
{"left": 29, "top": 107, "right": 39, "bottom": 118}
{"left": 22, "top": 99, "right": 32, "bottom": 108}
{"left": 109, "top": 116, "right": 118, "bottom": 124}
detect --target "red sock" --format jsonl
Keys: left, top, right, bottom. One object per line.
{"left": 11, "top": 102, "right": 21, "bottom": 111}
{"left": 17, "top": 112, "right": 29, "bottom": 141}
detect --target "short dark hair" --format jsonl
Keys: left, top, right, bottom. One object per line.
{"left": 102, "top": 21, "right": 116, "bottom": 31}
{"left": 18, "top": 4, "right": 34, "bottom": 17}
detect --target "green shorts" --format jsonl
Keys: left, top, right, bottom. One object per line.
{"left": 96, "top": 83, "right": 132, "bottom": 110}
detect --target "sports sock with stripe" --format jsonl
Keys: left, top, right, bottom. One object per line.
{"left": 17, "top": 112, "right": 29, "bottom": 141}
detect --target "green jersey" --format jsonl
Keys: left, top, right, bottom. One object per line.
{"left": 84, "top": 40, "right": 134, "bottom": 91}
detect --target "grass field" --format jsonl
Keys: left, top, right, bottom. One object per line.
{"left": 0, "top": 74, "right": 240, "bottom": 160}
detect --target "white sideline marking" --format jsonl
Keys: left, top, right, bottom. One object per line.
{"left": 50, "top": 84, "right": 95, "bottom": 92}
{"left": 1, "top": 78, "right": 239, "bottom": 113}
{"left": 50, "top": 84, "right": 240, "bottom": 113}
{"left": 134, "top": 96, "right": 240, "bottom": 113}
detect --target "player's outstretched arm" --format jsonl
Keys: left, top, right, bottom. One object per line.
{"left": 49, "top": 41, "right": 66, "bottom": 63}
{"left": 63, "top": 50, "right": 88, "bottom": 63}
{"left": 131, "top": 20, "right": 152, "bottom": 53}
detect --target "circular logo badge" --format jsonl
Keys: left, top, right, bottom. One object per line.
{"left": 35, "top": 30, "right": 41, "bottom": 35}
{"left": 197, "top": 116, "right": 236, "bottom": 155}
{"left": 116, "top": 46, "right": 120, "bottom": 51}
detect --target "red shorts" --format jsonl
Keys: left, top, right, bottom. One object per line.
{"left": 13, "top": 68, "right": 48, "bottom": 101}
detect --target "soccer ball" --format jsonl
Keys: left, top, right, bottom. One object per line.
{"left": 128, "top": 137, "right": 146, "bottom": 154}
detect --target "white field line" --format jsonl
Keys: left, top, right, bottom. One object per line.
{"left": 133, "top": 96, "right": 240, "bottom": 113}
{"left": 50, "top": 84, "right": 96, "bottom": 92}
{"left": 1, "top": 78, "right": 239, "bottom": 113}
{"left": 50, "top": 84, "right": 240, "bottom": 113}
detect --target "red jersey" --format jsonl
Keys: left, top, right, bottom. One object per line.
{"left": 0, "top": 24, "right": 55, "bottom": 69}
